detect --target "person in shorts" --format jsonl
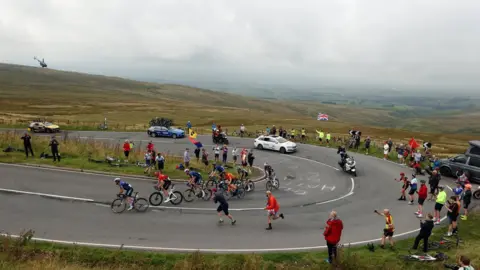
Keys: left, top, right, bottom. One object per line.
{"left": 213, "top": 188, "right": 236, "bottom": 225}
{"left": 375, "top": 209, "right": 395, "bottom": 248}
{"left": 461, "top": 184, "right": 472, "bottom": 220}
{"left": 408, "top": 174, "right": 418, "bottom": 205}
{"left": 434, "top": 186, "right": 447, "bottom": 224}
{"left": 446, "top": 196, "right": 460, "bottom": 236}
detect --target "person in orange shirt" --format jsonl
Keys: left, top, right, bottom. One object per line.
{"left": 123, "top": 140, "right": 131, "bottom": 162}
{"left": 265, "top": 191, "right": 284, "bottom": 230}
{"left": 224, "top": 172, "right": 237, "bottom": 193}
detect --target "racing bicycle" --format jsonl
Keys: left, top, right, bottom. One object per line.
{"left": 398, "top": 251, "right": 448, "bottom": 262}
{"left": 265, "top": 170, "right": 280, "bottom": 191}
{"left": 111, "top": 192, "right": 149, "bottom": 213}
{"left": 183, "top": 182, "right": 212, "bottom": 202}
{"left": 148, "top": 184, "right": 183, "bottom": 206}
{"left": 424, "top": 236, "right": 462, "bottom": 251}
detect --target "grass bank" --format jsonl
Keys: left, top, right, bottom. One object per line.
{"left": 1, "top": 212, "right": 479, "bottom": 270}
{"left": 0, "top": 131, "right": 261, "bottom": 180}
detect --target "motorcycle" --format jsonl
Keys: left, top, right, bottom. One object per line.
{"left": 338, "top": 156, "right": 357, "bottom": 177}
{"left": 474, "top": 186, "right": 480, "bottom": 200}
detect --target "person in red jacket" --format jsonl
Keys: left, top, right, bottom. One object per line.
{"left": 264, "top": 191, "right": 284, "bottom": 230}
{"left": 323, "top": 210, "right": 343, "bottom": 264}
{"left": 415, "top": 180, "right": 428, "bottom": 218}
{"left": 123, "top": 140, "right": 131, "bottom": 161}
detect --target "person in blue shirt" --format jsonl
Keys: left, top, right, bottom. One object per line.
{"left": 186, "top": 121, "right": 192, "bottom": 130}
{"left": 453, "top": 183, "right": 464, "bottom": 200}
{"left": 185, "top": 169, "right": 202, "bottom": 188}
{"left": 408, "top": 174, "right": 418, "bottom": 205}
{"left": 211, "top": 122, "right": 217, "bottom": 131}
{"left": 210, "top": 164, "right": 225, "bottom": 178}
{"left": 114, "top": 178, "right": 134, "bottom": 210}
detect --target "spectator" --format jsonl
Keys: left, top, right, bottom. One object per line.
{"left": 184, "top": 148, "right": 190, "bottom": 168}
{"left": 408, "top": 174, "right": 418, "bottom": 205}
{"left": 201, "top": 148, "right": 209, "bottom": 168}
{"left": 434, "top": 186, "right": 447, "bottom": 225}
{"left": 129, "top": 140, "right": 134, "bottom": 152}
{"left": 428, "top": 169, "right": 441, "bottom": 201}
{"left": 290, "top": 128, "right": 296, "bottom": 140}
{"left": 458, "top": 255, "right": 474, "bottom": 270}
{"left": 326, "top": 132, "right": 331, "bottom": 144}
{"left": 383, "top": 141, "right": 389, "bottom": 160}
{"left": 266, "top": 126, "right": 270, "bottom": 135}
{"left": 147, "top": 141, "right": 154, "bottom": 152}
{"left": 49, "top": 136, "right": 60, "bottom": 162}
{"left": 222, "top": 144, "right": 228, "bottom": 164}
{"left": 212, "top": 122, "right": 216, "bottom": 131}
{"left": 247, "top": 150, "right": 255, "bottom": 171}
{"left": 213, "top": 144, "right": 220, "bottom": 162}
{"left": 144, "top": 150, "right": 153, "bottom": 174}
{"left": 413, "top": 149, "right": 422, "bottom": 163}
{"left": 271, "top": 125, "right": 277, "bottom": 135}
{"left": 156, "top": 153, "right": 165, "bottom": 172}
{"left": 232, "top": 146, "right": 238, "bottom": 164}
{"left": 396, "top": 144, "right": 405, "bottom": 164}
{"left": 411, "top": 213, "right": 434, "bottom": 253}
{"left": 446, "top": 196, "right": 460, "bottom": 236}
{"left": 461, "top": 184, "right": 472, "bottom": 220}
{"left": 186, "top": 121, "right": 192, "bottom": 130}
{"left": 301, "top": 128, "right": 306, "bottom": 142}
{"left": 387, "top": 138, "right": 393, "bottom": 152}
{"left": 123, "top": 140, "right": 130, "bottom": 162}
{"left": 323, "top": 210, "right": 343, "bottom": 264}
{"left": 364, "top": 136, "right": 371, "bottom": 155}
{"left": 240, "top": 124, "right": 246, "bottom": 137}
{"left": 194, "top": 147, "right": 201, "bottom": 162}
{"left": 21, "top": 132, "right": 34, "bottom": 158}
{"left": 241, "top": 148, "right": 248, "bottom": 169}
{"left": 415, "top": 180, "right": 428, "bottom": 217}
{"left": 374, "top": 209, "right": 395, "bottom": 249}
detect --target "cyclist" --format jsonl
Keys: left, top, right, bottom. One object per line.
{"left": 265, "top": 190, "right": 284, "bottom": 230}
{"left": 264, "top": 162, "right": 275, "bottom": 180}
{"left": 210, "top": 164, "right": 226, "bottom": 179}
{"left": 114, "top": 178, "right": 134, "bottom": 210}
{"left": 154, "top": 171, "right": 172, "bottom": 203}
{"left": 224, "top": 171, "right": 237, "bottom": 194}
{"left": 185, "top": 169, "right": 202, "bottom": 189}
{"left": 237, "top": 166, "right": 249, "bottom": 180}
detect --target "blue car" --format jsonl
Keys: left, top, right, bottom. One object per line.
{"left": 147, "top": 126, "right": 185, "bottom": 138}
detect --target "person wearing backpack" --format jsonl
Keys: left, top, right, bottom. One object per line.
{"left": 458, "top": 255, "right": 474, "bottom": 270}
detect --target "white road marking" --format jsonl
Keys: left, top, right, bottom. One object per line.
{"left": 0, "top": 214, "right": 449, "bottom": 253}
{"left": 287, "top": 155, "right": 339, "bottom": 171}
{"left": 0, "top": 188, "right": 94, "bottom": 202}
{"left": 315, "top": 178, "right": 354, "bottom": 205}
{"left": 321, "top": 185, "right": 335, "bottom": 191}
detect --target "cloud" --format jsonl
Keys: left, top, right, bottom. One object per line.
{"left": 1, "top": 0, "right": 479, "bottom": 89}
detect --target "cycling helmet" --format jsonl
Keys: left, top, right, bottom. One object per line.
{"left": 184, "top": 169, "right": 190, "bottom": 173}
{"left": 114, "top": 178, "right": 121, "bottom": 182}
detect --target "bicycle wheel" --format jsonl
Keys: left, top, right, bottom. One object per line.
{"left": 183, "top": 189, "right": 196, "bottom": 202}
{"left": 202, "top": 188, "right": 212, "bottom": 201}
{"left": 237, "top": 188, "right": 246, "bottom": 199}
{"left": 149, "top": 192, "right": 164, "bottom": 206}
{"left": 266, "top": 181, "right": 273, "bottom": 191}
{"left": 247, "top": 180, "right": 255, "bottom": 192}
{"left": 169, "top": 191, "right": 183, "bottom": 205}
{"left": 273, "top": 178, "right": 280, "bottom": 189}
{"left": 134, "top": 198, "right": 149, "bottom": 212}
{"left": 205, "top": 180, "right": 216, "bottom": 189}
{"left": 111, "top": 199, "right": 126, "bottom": 213}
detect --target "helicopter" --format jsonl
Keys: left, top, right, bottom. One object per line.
{"left": 33, "top": 57, "right": 47, "bottom": 68}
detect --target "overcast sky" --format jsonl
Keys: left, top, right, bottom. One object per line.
{"left": 1, "top": 0, "right": 480, "bottom": 91}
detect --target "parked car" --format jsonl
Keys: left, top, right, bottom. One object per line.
{"left": 254, "top": 135, "right": 297, "bottom": 154}
{"left": 438, "top": 154, "right": 480, "bottom": 183}
{"left": 147, "top": 126, "right": 185, "bottom": 138}
{"left": 28, "top": 121, "right": 60, "bottom": 133}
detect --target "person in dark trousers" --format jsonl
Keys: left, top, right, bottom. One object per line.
{"left": 194, "top": 147, "right": 201, "bottom": 163}
{"left": 323, "top": 210, "right": 343, "bottom": 264}
{"left": 247, "top": 150, "right": 255, "bottom": 169}
{"left": 49, "top": 136, "right": 60, "bottom": 162}
{"left": 212, "top": 188, "right": 236, "bottom": 225}
{"left": 412, "top": 213, "right": 434, "bottom": 253}
{"left": 21, "top": 132, "right": 34, "bottom": 158}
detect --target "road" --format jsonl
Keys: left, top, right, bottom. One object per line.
{"left": 0, "top": 130, "right": 456, "bottom": 252}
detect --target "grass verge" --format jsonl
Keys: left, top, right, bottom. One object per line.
{"left": 0, "top": 131, "right": 261, "bottom": 180}
{"left": 1, "top": 211, "right": 479, "bottom": 270}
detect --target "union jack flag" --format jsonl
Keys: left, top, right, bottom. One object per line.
{"left": 317, "top": 113, "right": 329, "bottom": 121}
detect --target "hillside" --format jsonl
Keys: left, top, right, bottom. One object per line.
{"left": 0, "top": 63, "right": 478, "bottom": 137}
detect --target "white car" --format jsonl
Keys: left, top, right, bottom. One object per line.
{"left": 254, "top": 135, "right": 297, "bottom": 154}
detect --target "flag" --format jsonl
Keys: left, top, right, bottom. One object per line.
{"left": 317, "top": 113, "right": 329, "bottom": 121}
{"left": 409, "top": 138, "right": 420, "bottom": 149}
{"left": 189, "top": 129, "right": 197, "bottom": 139}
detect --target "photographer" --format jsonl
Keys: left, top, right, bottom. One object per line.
{"left": 411, "top": 213, "right": 434, "bottom": 253}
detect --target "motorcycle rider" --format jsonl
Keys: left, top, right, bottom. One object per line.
{"left": 337, "top": 145, "right": 348, "bottom": 168}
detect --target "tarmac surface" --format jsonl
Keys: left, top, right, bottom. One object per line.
{"left": 0, "top": 130, "right": 456, "bottom": 252}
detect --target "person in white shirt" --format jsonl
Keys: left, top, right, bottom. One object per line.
{"left": 240, "top": 125, "right": 246, "bottom": 137}
{"left": 458, "top": 255, "right": 474, "bottom": 270}
{"left": 184, "top": 148, "right": 190, "bottom": 168}
{"left": 414, "top": 150, "right": 422, "bottom": 163}
{"left": 213, "top": 144, "right": 220, "bottom": 162}
{"left": 232, "top": 147, "right": 238, "bottom": 164}
{"left": 383, "top": 142, "right": 389, "bottom": 160}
